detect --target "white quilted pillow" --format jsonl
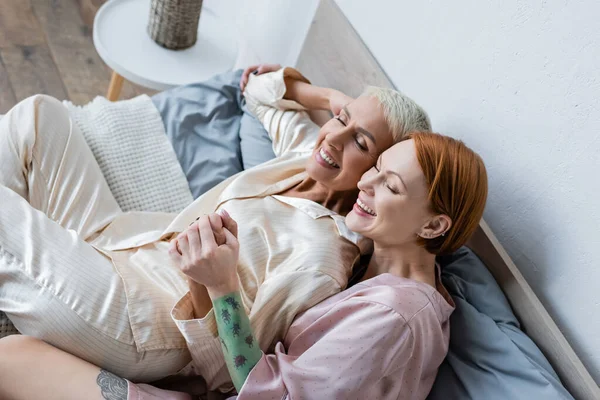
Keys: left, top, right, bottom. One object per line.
{"left": 63, "top": 95, "right": 193, "bottom": 213}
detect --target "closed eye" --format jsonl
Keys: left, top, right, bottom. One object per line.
{"left": 375, "top": 158, "right": 399, "bottom": 194}
{"left": 335, "top": 116, "right": 346, "bottom": 126}
{"left": 354, "top": 134, "right": 368, "bottom": 151}
{"left": 386, "top": 185, "right": 399, "bottom": 194}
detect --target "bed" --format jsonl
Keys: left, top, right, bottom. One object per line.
{"left": 293, "top": 1, "right": 599, "bottom": 399}
{"left": 0, "top": 0, "right": 598, "bottom": 398}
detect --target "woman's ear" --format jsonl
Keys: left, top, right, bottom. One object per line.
{"left": 418, "top": 215, "right": 452, "bottom": 239}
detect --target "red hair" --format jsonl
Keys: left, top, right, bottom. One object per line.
{"left": 409, "top": 132, "right": 488, "bottom": 254}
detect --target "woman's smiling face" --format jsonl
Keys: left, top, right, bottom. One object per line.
{"left": 306, "top": 95, "right": 394, "bottom": 191}
{"left": 346, "top": 139, "right": 434, "bottom": 246}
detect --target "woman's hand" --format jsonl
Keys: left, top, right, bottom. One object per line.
{"left": 329, "top": 89, "right": 355, "bottom": 116}
{"left": 240, "top": 63, "right": 354, "bottom": 114}
{"left": 169, "top": 210, "right": 240, "bottom": 299}
{"left": 240, "top": 63, "right": 282, "bottom": 91}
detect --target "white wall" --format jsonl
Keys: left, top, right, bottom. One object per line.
{"left": 211, "top": 0, "right": 319, "bottom": 69}
{"left": 335, "top": 0, "right": 600, "bottom": 382}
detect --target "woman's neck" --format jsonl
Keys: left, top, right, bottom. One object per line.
{"left": 280, "top": 177, "right": 358, "bottom": 216}
{"left": 362, "top": 243, "right": 437, "bottom": 288}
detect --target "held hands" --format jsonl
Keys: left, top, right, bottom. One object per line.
{"left": 169, "top": 210, "right": 240, "bottom": 299}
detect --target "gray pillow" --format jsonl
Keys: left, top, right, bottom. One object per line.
{"left": 239, "top": 101, "right": 276, "bottom": 170}
{"left": 427, "top": 248, "right": 574, "bottom": 399}
{"left": 152, "top": 69, "right": 275, "bottom": 199}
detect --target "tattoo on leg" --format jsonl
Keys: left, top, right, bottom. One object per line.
{"left": 97, "top": 369, "right": 128, "bottom": 400}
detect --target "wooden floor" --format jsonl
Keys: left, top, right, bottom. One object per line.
{"left": 0, "top": 0, "right": 154, "bottom": 114}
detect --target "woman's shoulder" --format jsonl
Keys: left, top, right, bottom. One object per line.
{"left": 352, "top": 274, "right": 453, "bottom": 325}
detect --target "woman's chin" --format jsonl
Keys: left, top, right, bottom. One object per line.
{"left": 346, "top": 210, "right": 369, "bottom": 234}
{"left": 306, "top": 155, "right": 339, "bottom": 184}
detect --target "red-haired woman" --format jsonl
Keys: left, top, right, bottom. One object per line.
{"left": 0, "top": 132, "right": 487, "bottom": 400}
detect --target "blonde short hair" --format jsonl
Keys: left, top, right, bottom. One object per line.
{"left": 362, "top": 86, "right": 431, "bottom": 143}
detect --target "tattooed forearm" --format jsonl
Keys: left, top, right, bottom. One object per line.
{"left": 97, "top": 369, "right": 128, "bottom": 400}
{"left": 214, "top": 291, "right": 262, "bottom": 392}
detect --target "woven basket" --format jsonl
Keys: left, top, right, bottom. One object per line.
{"left": 148, "top": 0, "right": 203, "bottom": 50}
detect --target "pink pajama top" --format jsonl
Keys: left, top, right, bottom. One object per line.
{"left": 129, "top": 273, "right": 455, "bottom": 400}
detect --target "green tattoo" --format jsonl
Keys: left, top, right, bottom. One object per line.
{"left": 214, "top": 291, "right": 262, "bottom": 391}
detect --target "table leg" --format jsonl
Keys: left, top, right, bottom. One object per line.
{"left": 106, "top": 71, "right": 124, "bottom": 101}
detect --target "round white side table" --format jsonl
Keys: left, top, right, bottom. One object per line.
{"left": 93, "top": 0, "right": 238, "bottom": 100}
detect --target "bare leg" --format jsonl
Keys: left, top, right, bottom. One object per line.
{"left": 0, "top": 336, "right": 193, "bottom": 400}
{"left": 0, "top": 335, "right": 111, "bottom": 400}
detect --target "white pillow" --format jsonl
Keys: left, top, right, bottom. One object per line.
{"left": 63, "top": 95, "right": 193, "bottom": 213}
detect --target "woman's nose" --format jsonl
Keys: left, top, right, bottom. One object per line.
{"left": 327, "top": 126, "right": 351, "bottom": 151}
{"left": 357, "top": 169, "right": 377, "bottom": 195}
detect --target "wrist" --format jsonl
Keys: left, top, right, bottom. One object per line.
{"left": 303, "top": 85, "right": 333, "bottom": 111}
{"left": 321, "top": 87, "right": 336, "bottom": 111}
{"left": 207, "top": 280, "right": 239, "bottom": 300}
{"left": 284, "top": 77, "right": 331, "bottom": 111}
